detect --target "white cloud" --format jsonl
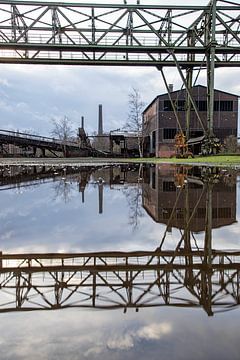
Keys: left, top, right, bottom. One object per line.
{"left": 84, "top": 345, "right": 104, "bottom": 357}
{"left": 136, "top": 322, "right": 172, "bottom": 340}
{"left": 0, "top": 78, "right": 10, "bottom": 87}
{"left": 107, "top": 334, "right": 134, "bottom": 350}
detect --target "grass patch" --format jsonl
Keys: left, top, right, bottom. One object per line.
{"left": 123, "top": 154, "right": 240, "bottom": 166}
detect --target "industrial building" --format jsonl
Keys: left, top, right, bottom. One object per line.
{"left": 143, "top": 85, "right": 238, "bottom": 157}
{"left": 91, "top": 104, "right": 140, "bottom": 157}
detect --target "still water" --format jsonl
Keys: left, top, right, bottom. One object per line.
{"left": 0, "top": 163, "right": 239, "bottom": 360}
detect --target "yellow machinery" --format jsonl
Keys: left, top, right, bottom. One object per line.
{"left": 175, "top": 133, "right": 194, "bottom": 158}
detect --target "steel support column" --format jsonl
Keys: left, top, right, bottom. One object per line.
{"left": 206, "top": 0, "right": 217, "bottom": 138}
{"left": 186, "top": 30, "right": 195, "bottom": 140}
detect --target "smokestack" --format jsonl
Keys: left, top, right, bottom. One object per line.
{"left": 98, "top": 104, "right": 103, "bottom": 135}
{"left": 81, "top": 116, "right": 84, "bottom": 129}
{"left": 168, "top": 84, "right": 173, "bottom": 93}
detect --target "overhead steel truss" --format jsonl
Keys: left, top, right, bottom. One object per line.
{"left": 0, "top": 1, "right": 238, "bottom": 143}
{"left": 0, "top": 0, "right": 238, "bottom": 67}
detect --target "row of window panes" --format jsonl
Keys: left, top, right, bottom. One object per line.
{"left": 163, "top": 128, "right": 177, "bottom": 139}
{"left": 162, "top": 207, "right": 232, "bottom": 219}
{"left": 163, "top": 100, "right": 234, "bottom": 112}
{"left": 163, "top": 128, "right": 236, "bottom": 140}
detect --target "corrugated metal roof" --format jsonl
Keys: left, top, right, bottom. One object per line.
{"left": 187, "top": 135, "right": 205, "bottom": 145}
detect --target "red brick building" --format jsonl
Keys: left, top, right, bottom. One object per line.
{"left": 143, "top": 85, "right": 238, "bottom": 157}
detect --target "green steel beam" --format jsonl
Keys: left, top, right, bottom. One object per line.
{"left": 0, "top": 58, "right": 239, "bottom": 67}
{"left": 0, "top": 0, "right": 237, "bottom": 66}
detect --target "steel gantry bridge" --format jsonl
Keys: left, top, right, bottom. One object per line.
{"left": 0, "top": 0, "right": 239, "bottom": 144}
{"left": 0, "top": 0, "right": 239, "bottom": 67}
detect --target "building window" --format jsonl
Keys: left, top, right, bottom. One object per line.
{"left": 162, "top": 208, "right": 171, "bottom": 219}
{"left": 152, "top": 131, "right": 156, "bottom": 149}
{"left": 220, "top": 101, "right": 233, "bottom": 111}
{"left": 163, "top": 100, "right": 173, "bottom": 111}
{"left": 163, "top": 128, "right": 177, "bottom": 139}
{"left": 163, "top": 181, "right": 176, "bottom": 192}
{"left": 151, "top": 169, "right": 156, "bottom": 189}
{"left": 196, "top": 100, "right": 207, "bottom": 111}
{"left": 197, "top": 208, "right": 206, "bottom": 218}
{"left": 163, "top": 100, "right": 186, "bottom": 111}
{"left": 177, "top": 100, "right": 185, "bottom": 111}
{"left": 217, "top": 207, "right": 232, "bottom": 218}
{"left": 214, "top": 101, "right": 233, "bottom": 111}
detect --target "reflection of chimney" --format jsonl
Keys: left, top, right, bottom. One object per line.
{"left": 168, "top": 84, "right": 173, "bottom": 93}
{"left": 81, "top": 116, "right": 84, "bottom": 129}
{"left": 98, "top": 181, "right": 103, "bottom": 214}
{"left": 98, "top": 104, "right": 103, "bottom": 135}
{"left": 79, "top": 183, "right": 85, "bottom": 203}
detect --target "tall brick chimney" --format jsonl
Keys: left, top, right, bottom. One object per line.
{"left": 98, "top": 104, "right": 103, "bottom": 135}
{"left": 81, "top": 116, "right": 84, "bottom": 129}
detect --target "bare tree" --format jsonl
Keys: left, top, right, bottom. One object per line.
{"left": 123, "top": 165, "right": 144, "bottom": 230}
{"left": 51, "top": 116, "right": 74, "bottom": 142}
{"left": 51, "top": 116, "right": 75, "bottom": 156}
{"left": 125, "top": 87, "right": 145, "bottom": 157}
{"left": 52, "top": 178, "right": 75, "bottom": 203}
{"left": 223, "top": 135, "right": 238, "bottom": 154}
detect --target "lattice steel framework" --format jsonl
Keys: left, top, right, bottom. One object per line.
{"left": 0, "top": 0, "right": 238, "bottom": 67}
{"left": 0, "top": 249, "right": 239, "bottom": 315}
{"left": 0, "top": 163, "right": 238, "bottom": 315}
{"left": 0, "top": 0, "right": 239, "bottom": 139}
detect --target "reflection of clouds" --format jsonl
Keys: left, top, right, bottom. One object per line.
{"left": 213, "top": 223, "right": 240, "bottom": 249}
{"left": 84, "top": 322, "right": 172, "bottom": 357}
{"left": 107, "top": 333, "right": 134, "bottom": 350}
{"left": 84, "top": 345, "right": 105, "bottom": 357}
{"left": 1, "top": 167, "right": 240, "bottom": 254}
{"left": 136, "top": 322, "right": 172, "bottom": 340}
{"left": 0, "top": 306, "right": 240, "bottom": 360}
{"left": 0, "top": 230, "right": 15, "bottom": 241}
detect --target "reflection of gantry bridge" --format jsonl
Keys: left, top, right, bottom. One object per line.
{"left": 0, "top": 249, "right": 240, "bottom": 316}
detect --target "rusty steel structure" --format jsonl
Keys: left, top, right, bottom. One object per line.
{"left": 0, "top": 0, "right": 239, "bottom": 151}
{"left": 0, "top": 128, "right": 82, "bottom": 156}
{"left": 0, "top": 248, "right": 239, "bottom": 316}
{"left": 0, "top": 128, "right": 107, "bottom": 157}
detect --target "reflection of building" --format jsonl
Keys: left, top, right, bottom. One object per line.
{"left": 0, "top": 164, "right": 140, "bottom": 215}
{"left": 142, "top": 85, "right": 238, "bottom": 157}
{"left": 142, "top": 165, "right": 237, "bottom": 232}
{"left": 91, "top": 165, "right": 139, "bottom": 186}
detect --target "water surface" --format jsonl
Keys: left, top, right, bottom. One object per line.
{"left": 0, "top": 163, "right": 239, "bottom": 360}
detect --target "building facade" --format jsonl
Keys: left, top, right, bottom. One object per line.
{"left": 143, "top": 85, "right": 238, "bottom": 157}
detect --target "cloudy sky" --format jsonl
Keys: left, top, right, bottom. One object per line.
{"left": 0, "top": 0, "right": 239, "bottom": 137}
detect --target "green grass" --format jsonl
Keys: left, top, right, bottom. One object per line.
{"left": 124, "top": 154, "right": 240, "bottom": 166}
